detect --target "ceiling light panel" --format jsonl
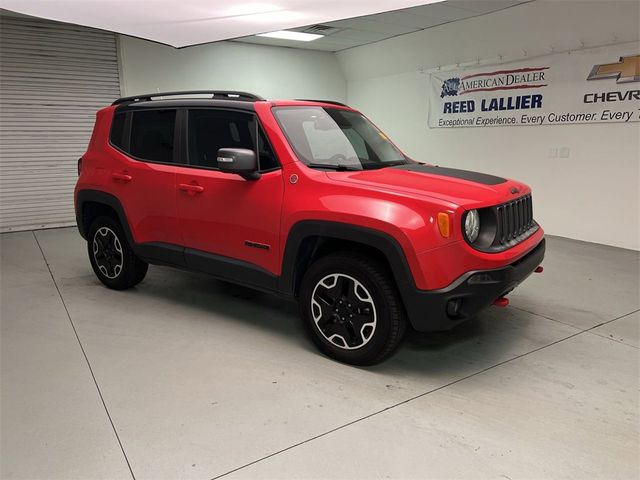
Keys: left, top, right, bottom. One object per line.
{"left": 235, "top": 0, "right": 531, "bottom": 52}
{"left": 257, "top": 30, "right": 323, "bottom": 41}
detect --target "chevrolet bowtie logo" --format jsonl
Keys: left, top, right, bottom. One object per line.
{"left": 587, "top": 55, "right": 640, "bottom": 84}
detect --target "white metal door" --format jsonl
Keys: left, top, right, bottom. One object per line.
{"left": 0, "top": 15, "right": 121, "bottom": 232}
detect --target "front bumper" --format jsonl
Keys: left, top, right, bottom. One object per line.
{"left": 404, "top": 237, "right": 545, "bottom": 332}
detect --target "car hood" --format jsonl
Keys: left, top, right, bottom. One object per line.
{"left": 326, "top": 163, "right": 529, "bottom": 208}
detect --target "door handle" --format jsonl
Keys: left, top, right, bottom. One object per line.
{"left": 112, "top": 172, "right": 132, "bottom": 182}
{"left": 178, "top": 183, "right": 204, "bottom": 193}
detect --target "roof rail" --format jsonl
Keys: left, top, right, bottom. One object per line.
{"left": 112, "top": 90, "right": 264, "bottom": 106}
{"left": 296, "top": 99, "right": 349, "bottom": 107}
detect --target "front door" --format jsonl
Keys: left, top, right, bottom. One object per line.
{"left": 175, "top": 108, "right": 284, "bottom": 281}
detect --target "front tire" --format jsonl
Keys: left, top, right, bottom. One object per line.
{"left": 299, "top": 253, "right": 406, "bottom": 365}
{"left": 87, "top": 216, "right": 148, "bottom": 290}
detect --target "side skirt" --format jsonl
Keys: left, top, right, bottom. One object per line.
{"left": 135, "top": 242, "right": 281, "bottom": 296}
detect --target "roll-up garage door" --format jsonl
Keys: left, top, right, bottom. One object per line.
{"left": 0, "top": 15, "right": 121, "bottom": 232}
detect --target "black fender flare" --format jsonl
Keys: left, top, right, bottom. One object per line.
{"left": 75, "top": 189, "right": 135, "bottom": 246}
{"left": 279, "top": 220, "right": 418, "bottom": 302}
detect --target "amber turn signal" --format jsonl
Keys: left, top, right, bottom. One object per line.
{"left": 437, "top": 212, "right": 450, "bottom": 238}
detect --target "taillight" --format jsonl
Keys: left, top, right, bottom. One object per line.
{"left": 77, "top": 157, "right": 83, "bottom": 176}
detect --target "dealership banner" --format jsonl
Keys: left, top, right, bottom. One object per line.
{"left": 428, "top": 44, "right": 639, "bottom": 128}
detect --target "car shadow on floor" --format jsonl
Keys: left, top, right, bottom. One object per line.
{"left": 119, "top": 265, "right": 532, "bottom": 377}
{"left": 132, "top": 267, "right": 309, "bottom": 343}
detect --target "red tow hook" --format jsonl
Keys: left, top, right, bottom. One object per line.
{"left": 534, "top": 265, "right": 544, "bottom": 273}
{"left": 493, "top": 297, "right": 509, "bottom": 307}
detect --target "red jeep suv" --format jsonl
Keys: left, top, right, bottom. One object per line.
{"left": 75, "top": 90, "right": 545, "bottom": 365}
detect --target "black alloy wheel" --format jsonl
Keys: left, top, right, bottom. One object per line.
{"left": 299, "top": 252, "right": 407, "bottom": 365}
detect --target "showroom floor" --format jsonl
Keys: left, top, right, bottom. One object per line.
{"left": 1, "top": 227, "right": 638, "bottom": 480}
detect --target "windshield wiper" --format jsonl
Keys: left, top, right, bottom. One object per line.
{"left": 307, "top": 163, "right": 362, "bottom": 171}
{"left": 360, "top": 160, "right": 410, "bottom": 170}
{"left": 307, "top": 160, "right": 410, "bottom": 171}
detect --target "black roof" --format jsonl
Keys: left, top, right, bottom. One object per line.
{"left": 113, "top": 90, "right": 264, "bottom": 111}
{"left": 111, "top": 90, "right": 350, "bottom": 111}
{"left": 117, "top": 98, "right": 258, "bottom": 112}
{"left": 113, "top": 90, "right": 263, "bottom": 105}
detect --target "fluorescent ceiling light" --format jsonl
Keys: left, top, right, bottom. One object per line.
{"left": 256, "top": 30, "right": 323, "bottom": 41}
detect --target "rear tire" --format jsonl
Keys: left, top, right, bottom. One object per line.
{"left": 299, "top": 252, "right": 406, "bottom": 365}
{"left": 87, "top": 216, "right": 148, "bottom": 290}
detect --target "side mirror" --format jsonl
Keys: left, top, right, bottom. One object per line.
{"left": 217, "top": 148, "right": 261, "bottom": 181}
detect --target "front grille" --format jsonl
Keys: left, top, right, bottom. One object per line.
{"left": 495, "top": 194, "right": 535, "bottom": 246}
{"left": 463, "top": 193, "right": 538, "bottom": 252}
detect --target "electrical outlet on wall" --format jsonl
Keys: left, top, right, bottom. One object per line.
{"left": 549, "top": 147, "right": 570, "bottom": 158}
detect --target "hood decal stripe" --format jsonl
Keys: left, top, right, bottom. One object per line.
{"left": 392, "top": 164, "right": 507, "bottom": 185}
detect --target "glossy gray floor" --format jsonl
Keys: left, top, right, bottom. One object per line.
{"left": 1, "top": 228, "right": 638, "bottom": 480}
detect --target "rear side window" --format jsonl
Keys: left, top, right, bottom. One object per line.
{"left": 129, "top": 109, "right": 176, "bottom": 163}
{"left": 110, "top": 111, "right": 126, "bottom": 150}
{"left": 188, "top": 110, "right": 278, "bottom": 171}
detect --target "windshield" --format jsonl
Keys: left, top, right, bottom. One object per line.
{"left": 273, "top": 107, "right": 408, "bottom": 170}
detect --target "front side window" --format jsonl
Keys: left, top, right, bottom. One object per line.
{"left": 129, "top": 109, "right": 176, "bottom": 163}
{"left": 188, "top": 110, "right": 278, "bottom": 171}
{"left": 273, "top": 107, "right": 408, "bottom": 170}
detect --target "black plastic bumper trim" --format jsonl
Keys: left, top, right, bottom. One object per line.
{"left": 405, "top": 237, "right": 546, "bottom": 332}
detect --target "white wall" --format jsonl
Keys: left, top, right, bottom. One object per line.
{"left": 117, "top": 1, "right": 639, "bottom": 250}
{"left": 118, "top": 36, "right": 346, "bottom": 102}
{"left": 337, "top": 0, "right": 640, "bottom": 251}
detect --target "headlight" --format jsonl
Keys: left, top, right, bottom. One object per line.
{"left": 464, "top": 209, "right": 480, "bottom": 243}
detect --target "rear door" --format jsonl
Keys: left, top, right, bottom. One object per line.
{"left": 108, "top": 108, "right": 180, "bottom": 247}
{"left": 175, "top": 108, "right": 283, "bottom": 278}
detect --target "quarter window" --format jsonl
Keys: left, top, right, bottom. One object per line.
{"left": 129, "top": 109, "right": 176, "bottom": 163}
{"left": 188, "top": 110, "right": 278, "bottom": 171}
{"left": 110, "top": 111, "right": 126, "bottom": 150}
